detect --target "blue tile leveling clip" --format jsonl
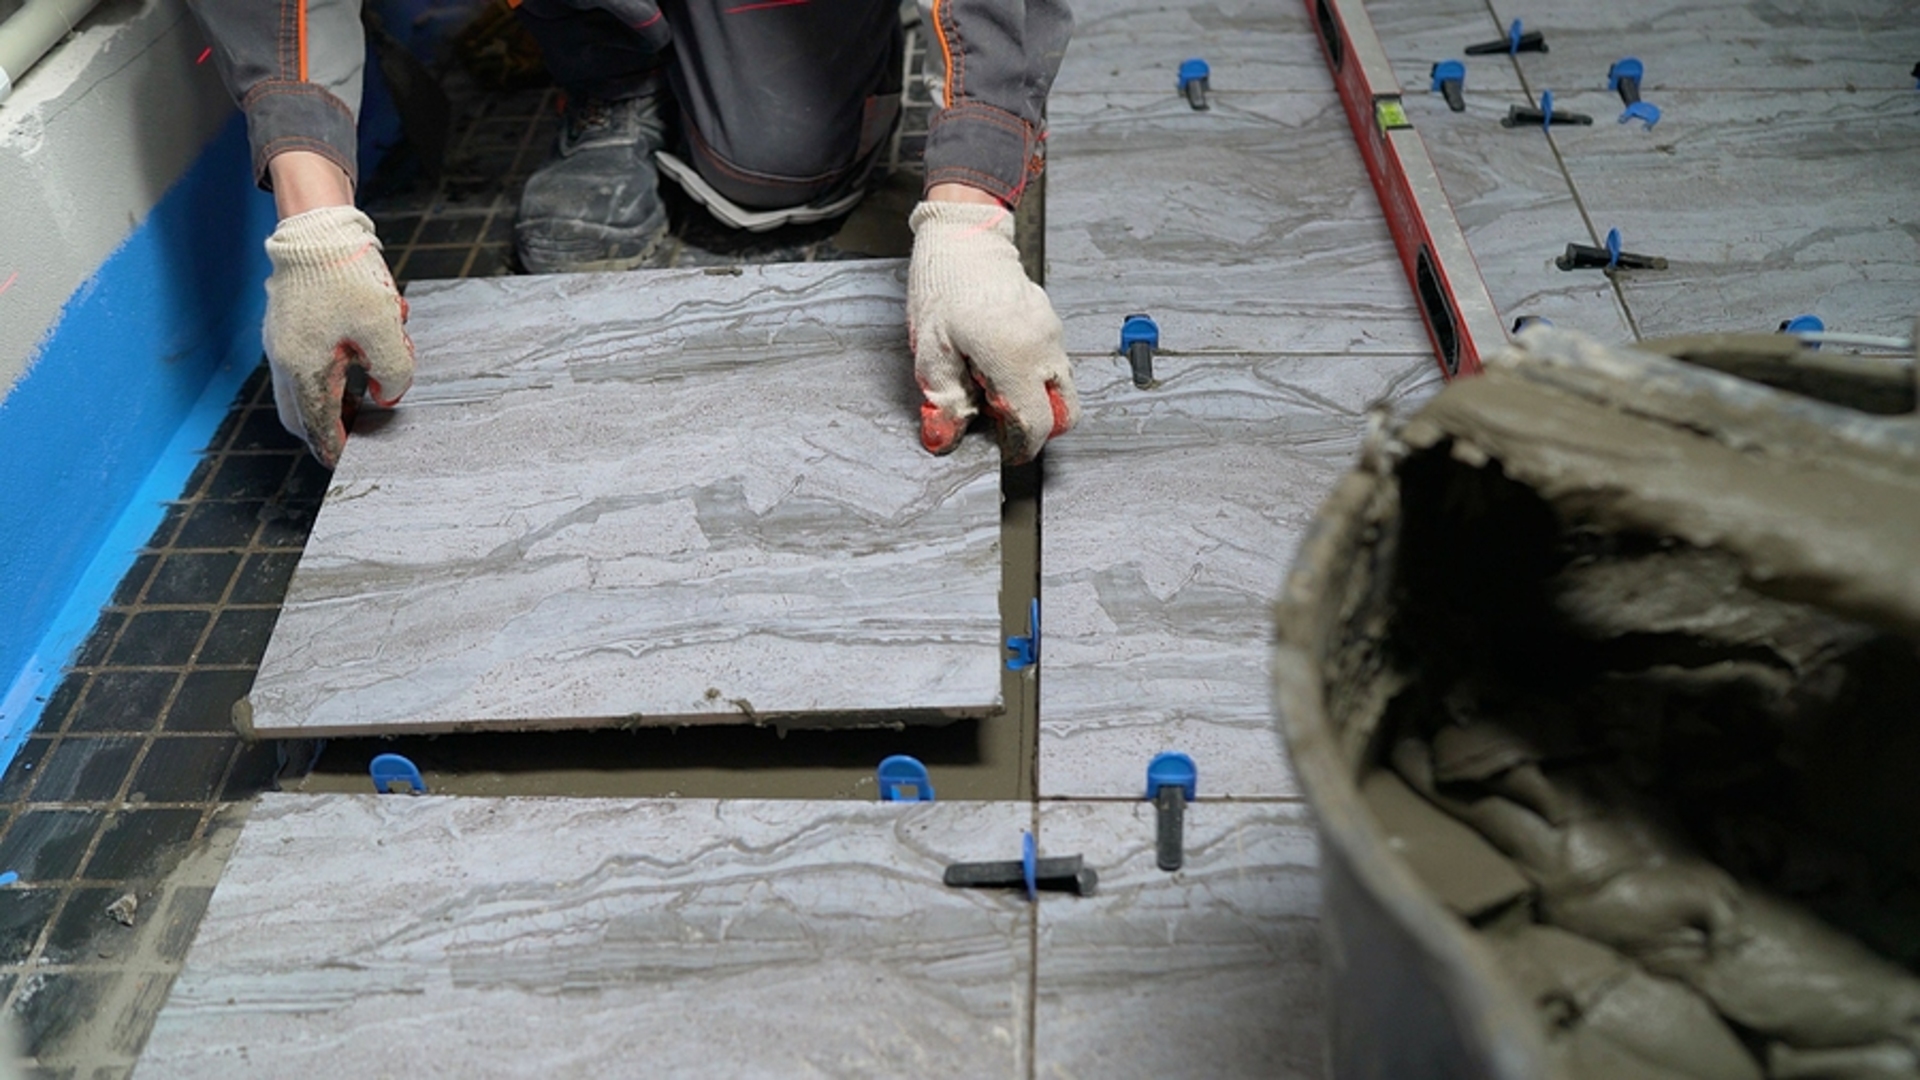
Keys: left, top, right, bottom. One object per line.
{"left": 1006, "top": 597, "right": 1040, "bottom": 671}
{"left": 1430, "top": 60, "right": 1466, "bottom": 112}
{"left": 877, "top": 755, "right": 935, "bottom": 802}
{"left": 1177, "top": 58, "right": 1211, "bottom": 110}
{"left": 1119, "top": 313, "right": 1160, "bottom": 388}
{"left": 1608, "top": 58, "right": 1661, "bottom": 129}
{"left": 370, "top": 753, "right": 426, "bottom": 795}
{"left": 1146, "top": 752, "right": 1197, "bottom": 871}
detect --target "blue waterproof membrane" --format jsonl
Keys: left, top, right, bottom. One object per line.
{"left": 0, "top": 112, "right": 275, "bottom": 765}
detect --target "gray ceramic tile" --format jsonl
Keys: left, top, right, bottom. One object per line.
{"left": 1401, "top": 92, "right": 1638, "bottom": 342}
{"left": 1486, "top": 0, "right": 1920, "bottom": 92}
{"left": 1044, "top": 92, "right": 1431, "bottom": 357}
{"left": 248, "top": 262, "right": 1005, "bottom": 738}
{"left": 1365, "top": 0, "right": 1527, "bottom": 94}
{"left": 139, "top": 795, "right": 1035, "bottom": 1079}
{"left": 1034, "top": 801, "right": 1324, "bottom": 1078}
{"left": 1039, "top": 351, "right": 1440, "bottom": 799}
{"left": 1052, "top": 0, "right": 1331, "bottom": 97}
{"left": 1547, "top": 89, "right": 1920, "bottom": 340}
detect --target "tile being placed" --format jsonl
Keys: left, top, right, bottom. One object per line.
{"left": 1044, "top": 92, "right": 1429, "bottom": 357}
{"left": 248, "top": 261, "right": 1004, "bottom": 738}
{"left": 140, "top": 795, "right": 1035, "bottom": 1079}
{"left": 1034, "top": 801, "right": 1324, "bottom": 1078}
{"left": 1039, "top": 351, "right": 1440, "bottom": 798}
{"left": 1052, "top": 0, "right": 1330, "bottom": 97}
{"left": 1399, "top": 92, "right": 1637, "bottom": 343}
{"left": 1486, "top": 0, "right": 1920, "bottom": 92}
{"left": 1547, "top": 89, "right": 1920, "bottom": 339}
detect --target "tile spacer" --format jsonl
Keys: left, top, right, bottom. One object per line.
{"left": 1177, "top": 58, "right": 1212, "bottom": 110}
{"left": 1146, "top": 752, "right": 1198, "bottom": 871}
{"left": 1006, "top": 597, "right": 1040, "bottom": 671}
{"left": 1466, "top": 19, "right": 1546, "bottom": 56}
{"left": 1609, "top": 58, "right": 1661, "bottom": 129}
{"left": 943, "top": 831, "right": 1098, "bottom": 899}
{"left": 877, "top": 755, "right": 935, "bottom": 802}
{"left": 1119, "top": 313, "right": 1160, "bottom": 388}
{"left": 370, "top": 753, "right": 426, "bottom": 795}
{"left": 1429, "top": 59, "right": 1466, "bottom": 112}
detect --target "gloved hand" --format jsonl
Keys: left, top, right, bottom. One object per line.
{"left": 907, "top": 200, "right": 1079, "bottom": 463}
{"left": 263, "top": 206, "right": 415, "bottom": 469}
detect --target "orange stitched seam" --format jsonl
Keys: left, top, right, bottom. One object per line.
{"left": 939, "top": 102, "right": 1028, "bottom": 138}
{"left": 930, "top": 0, "right": 956, "bottom": 107}
{"left": 243, "top": 81, "right": 358, "bottom": 121}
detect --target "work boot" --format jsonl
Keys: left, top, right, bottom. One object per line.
{"left": 516, "top": 90, "right": 670, "bottom": 273}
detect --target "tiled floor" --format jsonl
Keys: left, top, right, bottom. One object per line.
{"left": 5, "top": 0, "right": 1913, "bottom": 1074}
{"left": 0, "top": 368, "right": 306, "bottom": 1076}
{"left": 0, "top": 18, "right": 944, "bottom": 1074}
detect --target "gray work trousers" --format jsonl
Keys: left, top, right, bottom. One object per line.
{"left": 514, "top": 0, "right": 903, "bottom": 210}
{"left": 188, "top": 0, "right": 1067, "bottom": 207}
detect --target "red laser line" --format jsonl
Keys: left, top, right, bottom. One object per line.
{"left": 0, "top": 272, "right": 17, "bottom": 297}
{"left": 196, "top": 46, "right": 212, "bottom": 63}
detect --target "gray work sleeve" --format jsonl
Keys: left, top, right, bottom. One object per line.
{"left": 917, "top": 0, "right": 1071, "bottom": 206}
{"left": 183, "top": 0, "right": 367, "bottom": 190}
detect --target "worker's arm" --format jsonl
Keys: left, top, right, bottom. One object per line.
{"left": 182, "top": 0, "right": 413, "bottom": 469}
{"left": 907, "top": 0, "right": 1078, "bottom": 463}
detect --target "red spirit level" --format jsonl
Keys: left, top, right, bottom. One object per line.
{"left": 1307, "top": 0, "right": 1507, "bottom": 378}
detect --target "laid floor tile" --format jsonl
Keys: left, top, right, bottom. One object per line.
{"left": 1040, "top": 351, "right": 1439, "bottom": 798}
{"left": 71, "top": 613, "right": 124, "bottom": 669}
{"left": 28, "top": 738, "right": 142, "bottom": 803}
{"left": 161, "top": 671, "right": 254, "bottom": 734}
{"left": 1486, "top": 0, "right": 1920, "bottom": 92}
{"left": 1402, "top": 92, "right": 1637, "bottom": 343}
{"left": 84, "top": 808, "right": 205, "bottom": 883}
{"left": 200, "top": 454, "right": 293, "bottom": 501}
{"left": 1034, "top": 801, "right": 1324, "bottom": 1078}
{"left": 127, "top": 739, "right": 235, "bottom": 805}
{"left": 42, "top": 886, "right": 145, "bottom": 965}
{"left": 103, "top": 612, "right": 207, "bottom": 669}
{"left": 249, "top": 262, "right": 1003, "bottom": 738}
{"left": 194, "top": 609, "right": 279, "bottom": 668}
{"left": 1549, "top": 89, "right": 1920, "bottom": 339}
{"left": 0, "top": 886, "right": 63, "bottom": 964}
{"left": 0, "top": 738, "right": 54, "bottom": 803}
{"left": 1052, "top": 0, "right": 1329, "bottom": 96}
{"left": 0, "top": 810, "right": 106, "bottom": 883}
{"left": 32, "top": 677, "right": 85, "bottom": 736}
{"left": 225, "top": 553, "right": 299, "bottom": 606}
{"left": 65, "top": 673, "right": 178, "bottom": 736}
{"left": 1045, "top": 93, "right": 1429, "bottom": 356}
{"left": 142, "top": 795, "right": 1034, "bottom": 1078}
{"left": 169, "top": 501, "right": 263, "bottom": 551}
{"left": 142, "top": 554, "right": 240, "bottom": 606}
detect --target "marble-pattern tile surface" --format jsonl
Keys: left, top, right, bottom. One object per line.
{"left": 248, "top": 262, "right": 1005, "bottom": 737}
{"left": 1547, "top": 89, "right": 1920, "bottom": 340}
{"left": 1401, "top": 92, "right": 1638, "bottom": 343}
{"left": 1039, "top": 351, "right": 1440, "bottom": 798}
{"left": 1044, "top": 92, "right": 1430, "bottom": 357}
{"left": 1052, "top": 0, "right": 1332, "bottom": 97}
{"left": 1364, "top": 0, "right": 1525, "bottom": 94}
{"left": 1034, "top": 801, "right": 1324, "bottom": 1078}
{"left": 138, "top": 795, "right": 1036, "bottom": 1079}
{"left": 1485, "top": 0, "right": 1920, "bottom": 92}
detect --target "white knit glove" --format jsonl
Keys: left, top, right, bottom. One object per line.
{"left": 263, "top": 206, "right": 415, "bottom": 469}
{"left": 907, "top": 201, "right": 1079, "bottom": 463}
